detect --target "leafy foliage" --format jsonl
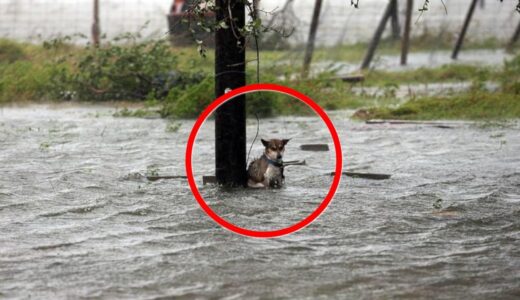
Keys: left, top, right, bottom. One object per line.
{"left": 161, "top": 75, "right": 213, "bottom": 117}
{"left": 360, "top": 54, "right": 520, "bottom": 121}
{"left": 0, "top": 39, "right": 27, "bottom": 63}
{"left": 50, "top": 37, "right": 179, "bottom": 101}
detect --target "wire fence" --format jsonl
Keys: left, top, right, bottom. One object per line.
{"left": 293, "top": 0, "right": 520, "bottom": 46}
{"left": 0, "top": 0, "right": 171, "bottom": 42}
{"left": 1, "top": 0, "right": 519, "bottom": 46}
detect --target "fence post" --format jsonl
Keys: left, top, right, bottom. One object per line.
{"left": 400, "top": 0, "right": 413, "bottom": 65}
{"left": 507, "top": 20, "right": 520, "bottom": 50}
{"left": 361, "top": 0, "right": 395, "bottom": 69}
{"left": 92, "top": 0, "right": 100, "bottom": 46}
{"left": 214, "top": 0, "right": 247, "bottom": 187}
{"left": 302, "top": 0, "right": 323, "bottom": 77}
{"left": 452, "top": 0, "right": 479, "bottom": 59}
{"left": 390, "top": 0, "right": 400, "bottom": 40}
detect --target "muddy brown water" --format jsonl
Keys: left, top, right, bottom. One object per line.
{"left": 0, "top": 105, "right": 519, "bottom": 299}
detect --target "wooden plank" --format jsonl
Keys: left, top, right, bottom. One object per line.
{"left": 296, "top": 75, "right": 364, "bottom": 83}
{"left": 300, "top": 144, "right": 329, "bottom": 151}
{"left": 365, "top": 119, "right": 474, "bottom": 126}
{"left": 284, "top": 160, "right": 306, "bottom": 166}
{"left": 331, "top": 172, "right": 391, "bottom": 180}
{"left": 338, "top": 75, "right": 365, "bottom": 83}
{"left": 146, "top": 175, "right": 187, "bottom": 181}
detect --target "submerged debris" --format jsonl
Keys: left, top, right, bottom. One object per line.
{"left": 331, "top": 171, "right": 391, "bottom": 180}
{"left": 300, "top": 144, "right": 329, "bottom": 151}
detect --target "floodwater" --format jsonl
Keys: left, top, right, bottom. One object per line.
{"left": 0, "top": 105, "right": 519, "bottom": 299}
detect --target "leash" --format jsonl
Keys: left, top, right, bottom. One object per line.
{"left": 246, "top": 113, "right": 260, "bottom": 166}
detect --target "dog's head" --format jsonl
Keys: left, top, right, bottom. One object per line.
{"left": 261, "top": 138, "right": 289, "bottom": 161}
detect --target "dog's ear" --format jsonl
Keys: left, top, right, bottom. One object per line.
{"left": 261, "top": 139, "right": 269, "bottom": 147}
{"left": 282, "top": 139, "right": 290, "bottom": 146}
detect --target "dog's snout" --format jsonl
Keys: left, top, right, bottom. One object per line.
{"left": 277, "top": 154, "right": 282, "bottom": 159}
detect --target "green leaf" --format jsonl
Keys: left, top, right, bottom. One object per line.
{"left": 219, "top": 21, "right": 229, "bottom": 29}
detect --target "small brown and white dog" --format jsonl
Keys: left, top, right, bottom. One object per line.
{"left": 247, "top": 138, "right": 289, "bottom": 188}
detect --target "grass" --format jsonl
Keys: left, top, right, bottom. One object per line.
{"left": 363, "top": 64, "right": 497, "bottom": 86}
{"left": 358, "top": 52, "right": 520, "bottom": 120}
{"left": 152, "top": 35, "right": 509, "bottom": 80}
{"left": 0, "top": 39, "right": 77, "bottom": 103}
{"left": 359, "top": 92, "right": 520, "bottom": 120}
{"left": 1, "top": 37, "right": 519, "bottom": 120}
{"left": 284, "top": 35, "right": 508, "bottom": 65}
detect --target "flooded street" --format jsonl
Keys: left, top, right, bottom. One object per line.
{"left": 0, "top": 105, "right": 519, "bottom": 299}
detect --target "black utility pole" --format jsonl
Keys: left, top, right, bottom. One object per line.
{"left": 452, "top": 0, "right": 479, "bottom": 59}
{"left": 302, "top": 0, "right": 323, "bottom": 77}
{"left": 215, "top": 0, "right": 247, "bottom": 187}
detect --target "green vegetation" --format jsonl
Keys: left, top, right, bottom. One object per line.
{"left": 363, "top": 64, "right": 496, "bottom": 86}
{"left": 0, "top": 39, "right": 28, "bottom": 62}
{"left": 360, "top": 55, "right": 520, "bottom": 120}
{"left": 165, "top": 120, "right": 182, "bottom": 133}
{"left": 360, "top": 92, "right": 520, "bottom": 120}
{"left": 0, "top": 37, "right": 519, "bottom": 120}
{"left": 301, "top": 35, "right": 508, "bottom": 64}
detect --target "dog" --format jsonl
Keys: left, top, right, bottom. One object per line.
{"left": 247, "top": 138, "right": 289, "bottom": 188}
